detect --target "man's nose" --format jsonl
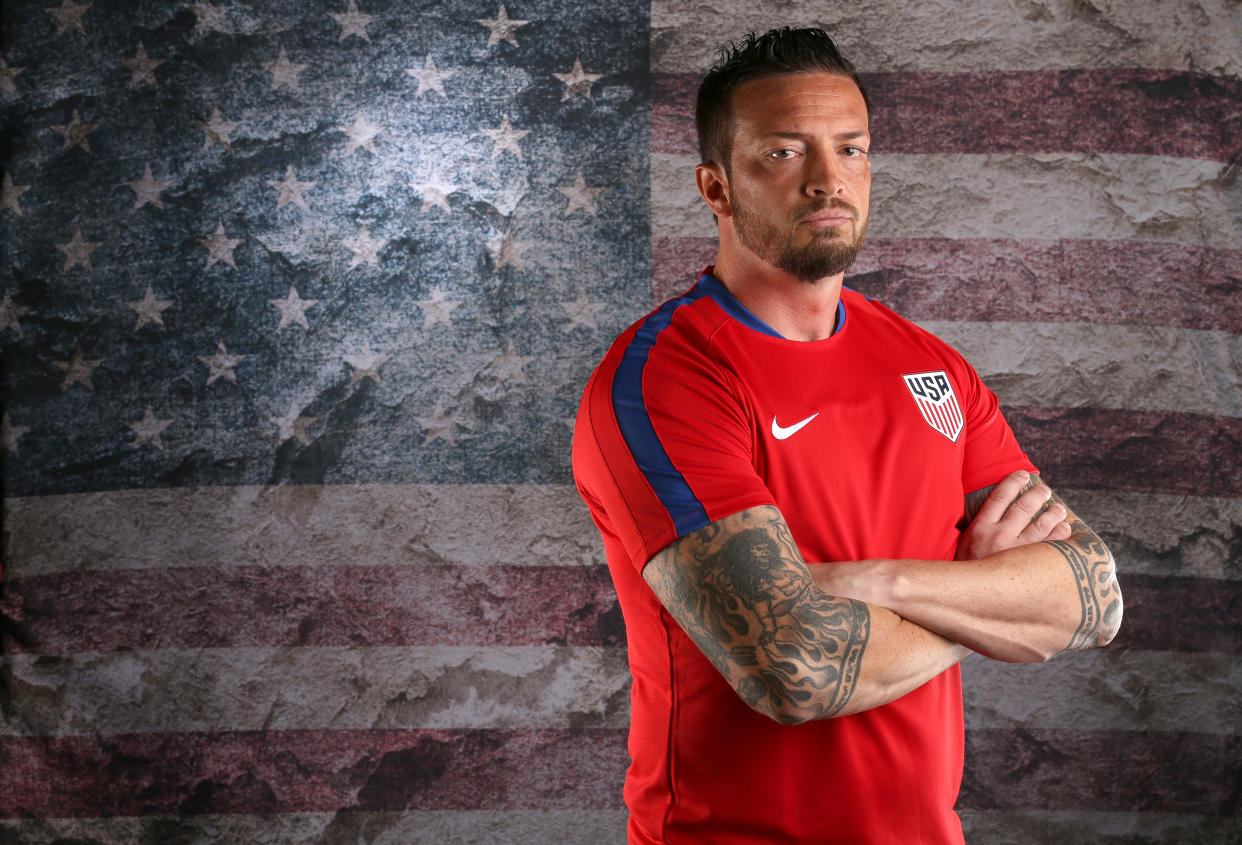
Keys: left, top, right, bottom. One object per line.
{"left": 803, "top": 151, "right": 845, "bottom": 197}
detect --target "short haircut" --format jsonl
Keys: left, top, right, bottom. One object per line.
{"left": 695, "top": 27, "right": 870, "bottom": 171}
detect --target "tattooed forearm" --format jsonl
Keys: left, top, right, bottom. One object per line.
{"left": 1037, "top": 484, "right": 1123, "bottom": 648}
{"left": 1000, "top": 475, "right": 1123, "bottom": 648}
{"left": 644, "top": 506, "right": 870, "bottom": 723}
{"left": 961, "top": 473, "right": 1122, "bottom": 650}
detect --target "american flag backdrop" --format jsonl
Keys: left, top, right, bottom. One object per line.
{"left": 1, "top": 0, "right": 1239, "bottom": 842}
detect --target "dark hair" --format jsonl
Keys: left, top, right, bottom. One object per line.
{"left": 695, "top": 27, "right": 870, "bottom": 171}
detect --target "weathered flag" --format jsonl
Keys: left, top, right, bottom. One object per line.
{"left": 2, "top": 0, "right": 1240, "bottom": 843}
{"left": 3, "top": 0, "right": 641, "bottom": 840}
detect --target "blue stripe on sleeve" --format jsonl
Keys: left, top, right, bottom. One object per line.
{"left": 611, "top": 284, "right": 712, "bottom": 537}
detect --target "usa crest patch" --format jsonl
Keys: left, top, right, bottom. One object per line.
{"left": 902, "top": 370, "right": 964, "bottom": 442}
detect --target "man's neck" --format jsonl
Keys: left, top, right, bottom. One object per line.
{"left": 712, "top": 250, "right": 845, "bottom": 342}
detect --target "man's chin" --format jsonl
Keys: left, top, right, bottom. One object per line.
{"left": 779, "top": 244, "right": 862, "bottom": 283}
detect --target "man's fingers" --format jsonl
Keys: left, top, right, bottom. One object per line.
{"left": 995, "top": 479, "right": 1053, "bottom": 530}
{"left": 977, "top": 470, "right": 1034, "bottom": 523}
{"left": 1019, "top": 500, "right": 1069, "bottom": 543}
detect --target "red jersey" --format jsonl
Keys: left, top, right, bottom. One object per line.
{"left": 573, "top": 270, "right": 1035, "bottom": 844}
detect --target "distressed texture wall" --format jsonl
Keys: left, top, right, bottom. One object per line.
{"left": 1, "top": 0, "right": 1239, "bottom": 843}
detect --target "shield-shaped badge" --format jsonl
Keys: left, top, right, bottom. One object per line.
{"left": 902, "top": 370, "right": 964, "bottom": 443}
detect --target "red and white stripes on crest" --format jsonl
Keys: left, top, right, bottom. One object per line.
{"left": 902, "top": 371, "right": 965, "bottom": 442}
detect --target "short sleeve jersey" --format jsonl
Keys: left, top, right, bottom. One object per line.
{"left": 572, "top": 270, "right": 1035, "bottom": 844}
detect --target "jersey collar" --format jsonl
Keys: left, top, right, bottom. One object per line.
{"left": 696, "top": 268, "right": 847, "bottom": 339}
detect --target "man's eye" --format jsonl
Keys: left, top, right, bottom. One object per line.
{"left": 769, "top": 149, "right": 797, "bottom": 160}
{"left": 843, "top": 146, "right": 868, "bottom": 158}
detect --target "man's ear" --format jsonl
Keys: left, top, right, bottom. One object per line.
{"left": 695, "top": 162, "right": 732, "bottom": 220}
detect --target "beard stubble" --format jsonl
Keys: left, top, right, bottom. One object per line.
{"left": 732, "top": 196, "right": 867, "bottom": 283}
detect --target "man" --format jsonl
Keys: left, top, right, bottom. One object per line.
{"left": 572, "top": 27, "right": 1122, "bottom": 844}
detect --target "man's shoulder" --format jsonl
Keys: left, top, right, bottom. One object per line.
{"left": 598, "top": 283, "right": 731, "bottom": 369}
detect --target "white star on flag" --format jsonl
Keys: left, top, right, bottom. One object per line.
{"left": 264, "top": 47, "right": 307, "bottom": 93}
{"left": 406, "top": 56, "right": 456, "bottom": 97}
{"left": 0, "top": 60, "right": 25, "bottom": 94}
{"left": 558, "top": 170, "right": 602, "bottom": 215}
{"left": 200, "top": 340, "right": 246, "bottom": 385}
{"left": 344, "top": 224, "right": 386, "bottom": 269}
{"left": 46, "top": 0, "right": 90, "bottom": 36}
{"left": 196, "top": 106, "right": 239, "bottom": 150}
{"left": 270, "top": 286, "right": 318, "bottom": 329}
{"left": 414, "top": 287, "right": 460, "bottom": 329}
{"left": 416, "top": 406, "right": 468, "bottom": 445}
{"left": 271, "top": 400, "right": 318, "bottom": 445}
{"left": 126, "top": 163, "right": 169, "bottom": 210}
{"left": 54, "top": 345, "right": 102, "bottom": 390}
{"left": 554, "top": 58, "right": 602, "bottom": 101}
{"left": 269, "top": 165, "right": 314, "bottom": 211}
{"left": 126, "top": 406, "right": 173, "bottom": 450}
{"left": 560, "top": 291, "right": 605, "bottom": 331}
{"left": 198, "top": 221, "right": 242, "bottom": 268}
{"left": 412, "top": 177, "right": 455, "bottom": 213}
{"left": 55, "top": 227, "right": 101, "bottom": 272}
{"left": 477, "top": 5, "right": 528, "bottom": 46}
{"left": 2, "top": 171, "right": 30, "bottom": 214}
{"left": 331, "top": 1, "right": 375, "bottom": 42}
{"left": 483, "top": 116, "right": 529, "bottom": 160}
{"left": 185, "top": 2, "right": 229, "bottom": 35}
{"left": 2, "top": 412, "right": 30, "bottom": 456}
{"left": 126, "top": 286, "right": 173, "bottom": 330}
{"left": 339, "top": 114, "right": 381, "bottom": 155}
{"left": 1, "top": 292, "right": 29, "bottom": 336}
{"left": 120, "top": 43, "right": 165, "bottom": 88}
{"left": 345, "top": 345, "right": 388, "bottom": 384}
{"left": 52, "top": 109, "right": 98, "bottom": 153}
{"left": 488, "top": 342, "right": 532, "bottom": 384}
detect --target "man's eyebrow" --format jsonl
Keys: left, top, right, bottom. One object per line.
{"left": 766, "top": 129, "right": 870, "bottom": 141}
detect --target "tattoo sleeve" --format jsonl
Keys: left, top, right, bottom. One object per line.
{"left": 643, "top": 506, "right": 869, "bottom": 724}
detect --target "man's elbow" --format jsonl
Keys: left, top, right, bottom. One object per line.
{"left": 733, "top": 673, "right": 844, "bottom": 726}
{"left": 1093, "top": 583, "right": 1123, "bottom": 647}
{"left": 1087, "top": 546, "right": 1123, "bottom": 648}
{"left": 1065, "top": 548, "right": 1123, "bottom": 652}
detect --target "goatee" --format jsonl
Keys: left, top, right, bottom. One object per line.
{"left": 733, "top": 198, "right": 866, "bottom": 283}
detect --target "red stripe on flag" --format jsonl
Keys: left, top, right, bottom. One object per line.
{"left": 653, "top": 237, "right": 1242, "bottom": 333}
{"left": 0, "top": 729, "right": 629, "bottom": 818}
{"left": 653, "top": 69, "right": 1242, "bottom": 161}
{"left": 1110, "top": 573, "right": 1242, "bottom": 655}
{"left": 961, "top": 728, "right": 1242, "bottom": 814}
{"left": 3, "top": 727, "right": 1235, "bottom": 818}
{"left": 3, "top": 565, "right": 623, "bottom": 655}
{"left": 1007, "top": 408, "right": 1242, "bottom": 500}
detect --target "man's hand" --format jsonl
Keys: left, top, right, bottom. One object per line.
{"left": 956, "top": 470, "right": 1071, "bottom": 560}
{"left": 811, "top": 470, "right": 1121, "bottom": 662}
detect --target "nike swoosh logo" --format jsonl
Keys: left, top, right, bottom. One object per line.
{"left": 771, "top": 413, "right": 819, "bottom": 440}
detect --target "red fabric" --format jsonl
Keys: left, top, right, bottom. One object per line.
{"left": 573, "top": 271, "right": 1035, "bottom": 843}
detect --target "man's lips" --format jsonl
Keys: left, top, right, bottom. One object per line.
{"left": 799, "top": 210, "right": 853, "bottom": 227}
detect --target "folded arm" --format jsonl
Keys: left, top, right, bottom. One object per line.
{"left": 811, "top": 471, "right": 1123, "bottom": 662}
{"left": 642, "top": 506, "right": 969, "bottom": 724}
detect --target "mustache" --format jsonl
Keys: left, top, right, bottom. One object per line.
{"left": 795, "top": 199, "right": 857, "bottom": 221}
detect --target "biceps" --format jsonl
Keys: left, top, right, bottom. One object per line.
{"left": 642, "top": 505, "right": 869, "bottom": 722}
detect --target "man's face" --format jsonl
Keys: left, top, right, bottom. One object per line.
{"left": 722, "top": 72, "right": 871, "bottom": 282}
